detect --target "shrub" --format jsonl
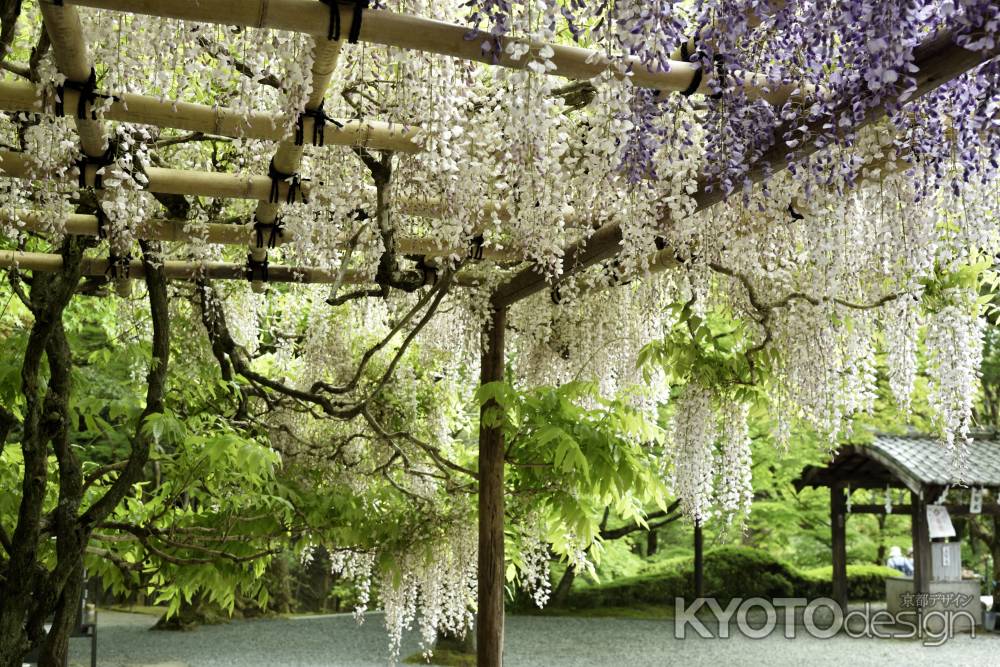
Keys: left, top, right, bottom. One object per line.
{"left": 799, "top": 564, "right": 903, "bottom": 600}
{"left": 551, "top": 546, "right": 900, "bottom": 610}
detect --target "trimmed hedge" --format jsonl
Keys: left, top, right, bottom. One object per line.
{"left": 556, "top": 546, "right": 901, "bottom": 609}
{"left": 798, "top": 564, "right": 903, "bottom": 600}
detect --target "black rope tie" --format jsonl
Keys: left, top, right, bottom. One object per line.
{"left": 246, "top": 253, "right": 270, "bottom": 283}
{"left": 253, "top": 217, "right": 284, "bottom": 249}
{"left": 55, "top": 68, "right": 118, "bottom": 119}
{"left": 267, "top": 159, "right": 308, "bottom": 205}
{"left": 106, "top": 251, "right": 132, "bottom": 281}
{"left": 468, "top": 234, "right": 485, "bottom": 260}
{"left": 294, "top": 100, "right": 345, "bottom": 147}
{"left": 319, "top": 0, "right": 342, "bottom": 41}
{"left": 347, "top": 0, "right": 368, "bottom": 44}
{"left": 788, "top": 203, "right": 804, "bottom": 220}
{"left": 76, "top": 146, "right": 115, "bottom": 189}
{"left": 415, "top": 255, "right": 438, "bottom": 286}
{"left": 320, "top": 1, "right": 368, "bottom": 43}
{"left": 680, "top": 42, "right": 704, "bottom": 98}
{"left": 550, "top": 283, "right": 563, "bottom": 306}
{"left": 95, "top": 207, "right": 109, "bottom": 239}
{"left": 711, "top": 54, "right": 726, "bottom": 100}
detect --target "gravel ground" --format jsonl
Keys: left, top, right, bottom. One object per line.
{"left": 68, "top": 610, "right": 1000, "bottom": 667}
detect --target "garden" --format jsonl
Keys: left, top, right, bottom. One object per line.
{"left": 0, "top": 0, "right": 998, "bottom": 666}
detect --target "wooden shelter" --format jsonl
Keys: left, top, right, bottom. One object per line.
{"left": 795, "top": 434, "right": 1000, "bottom": 610}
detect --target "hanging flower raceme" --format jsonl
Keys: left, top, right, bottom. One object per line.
{"left": 716, "top": 400, "right": 753, "bottom": 525}
{"left": 925, "top": 286, "right": 986, "bottom": 476}
{"left": 667, "top": 383, "right": 718, "bottom": 523}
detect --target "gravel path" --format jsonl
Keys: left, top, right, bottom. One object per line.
{"left": 68, "top": 610, "right": 1000, "bottom": 666}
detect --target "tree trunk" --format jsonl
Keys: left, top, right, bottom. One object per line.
{"left": 551, "top": 565, "right": 576, "bottom": 607}
{"left": 477, "top": 306, "right": 506, "bottom": 667}
{"left": 37, "top": 563, "right": 84, "bottom": 667}
{"left": 647, "top": 529, "right": 658, "bottom": 556}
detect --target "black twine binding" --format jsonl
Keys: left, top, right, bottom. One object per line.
{"left": 106, "top": 252, "right": 131, "bottom": 281}
{"left": 415, "top": 255, "right": 438, "bottom": 286}
{"left": 76, "top": 147, "right": 115, "bottom": 189}
{"left": 347, "top": 0, "right": 368, "bottom": 44}
{"left": 245, "top": 253, "right": 269, "bottom": 283}
{"left": 253, "top": 217, "right": 284, "bottom": 249}
{"left": 680, "top": 62, "right": 704, "bottom": 97}
{"left": 468, "top": 234, "right": 485, "bottom": 260}
{"left": 319, "top": 0, "right": 342, "bottom": 41}
{"left": 95, "top": 207, "right": 109, "bottom": 239}
{"left": 55, "top": 68, "right": 117, "bottom": 119}
{"left": 267, "top": 159, "right": 307, "bottom": 205}
{"left": 320, "top": 1, "right": 368, "bottom": 43}
{"left": 788, "top": 203, "right": 804, "bottom": 220}
{"left": 711, "top": 54, "right": 726, "bottom": 100}
{"left": 550, "top": 283, "right": 563, "bottom": 305}
{"left": 294, "top": 100, "right": 345, "bottom": 147}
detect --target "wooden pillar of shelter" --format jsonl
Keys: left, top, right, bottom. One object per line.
{"left": 693, "top": 520, "right": 704, "bottom": 598}
{"left": 478, "top": 305, "right": 507, "bottom": 667}
{"left": 831, "top": 484, "right": 848, "bottom": 610}
{"left": 910, "top": 489, "right": 931, "bottom": 600}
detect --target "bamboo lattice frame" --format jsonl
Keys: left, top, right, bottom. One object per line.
{"left": 0, "top": 7, "right": 992, "bottom": 667}
{"left": 0, "top": 1, "right": 993, "bottom": 297}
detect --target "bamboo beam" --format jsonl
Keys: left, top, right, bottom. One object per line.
{"left": 39, "top": 1, "right": 107, "bottom": 158}
{"left": 0, "top": 152, "right": 540, "bottom": 259}
{"left": 0, "top": 150, "right": 305, "bottom": 201}
{"left": 0, "top": 249, "right": 487, "bottom": 286}
{"left": 0, "top": 79, "right": 421, "bottom": 153}
{"left": 0, "top": 209, "right": 521, "bottom": 260}
{"left": 63, "top": 0, "right": 804, "bottom": 103}
{"left": 248, "top": 37, "right": 344, "bottom": 291}
{"left": 493, "top": 31, "right": 997, "bottom": 308}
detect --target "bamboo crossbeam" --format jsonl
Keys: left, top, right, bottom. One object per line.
{"left": 39, "top": 2, "right": 107, "bottom": 158}
{"left": 493, "top": 31, "right": 997, "bottom": 308}
{"left": 248, "top": 38, "right": 344, "bottom": 291}
{"left": 0, "top": 79, "right": 421, "bottom": 153}
{"left": 63, "top": 0, "right": 804, "bottom": 104}
{"left": 0, "top": 208, "right": 521, "bottom": 260}
{"left": 0, "top": 151, "right": 563, "bottom": 255}
{"left": 0, "top": 249, "right": 487, "bottom": 286}
{"left": 0, "top": 149, "right": 305, "bottom": 201}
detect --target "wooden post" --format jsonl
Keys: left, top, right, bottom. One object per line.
{"left": 911, "top": 489, "right": 931, "bottom": 599}
{"left": 831, "top": 484, "right": 848, "bottom": 610}
{"left": 478, "top": 305, "right": 506, "bottom": 667}
{"left": 693, "top": 520, "right": 704, "bottom": 598}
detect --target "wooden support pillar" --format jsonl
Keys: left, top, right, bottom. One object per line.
{"left": 693, "top": 520, "right": 704, "bottom": 598}
{"left": 911, "top": 489, "right": 931, "bottom": 599}
{"left": 831, "top": 484, "right": 848, "bottom": 610}
{"left": 478, "top": 305, "right": 506, "bottom": 667}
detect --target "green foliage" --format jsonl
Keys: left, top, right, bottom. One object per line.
{"left": 636, "top": 303, "right": 766, "bottom": 401}
{"left": 477, "top": 380, "right": 667, "bottom": 579}
{"left": 798, "top": 564, "right": 903, "bottom": 600}
{"left": 553, "top": 547, "right": 902, "bottom": 609}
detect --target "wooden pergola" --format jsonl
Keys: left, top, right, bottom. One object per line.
{"left": 795, "top": 435, "right": 1000, "bottom": 610}
{"left": 0, "top": 1, "right": 997, "bottom": 664}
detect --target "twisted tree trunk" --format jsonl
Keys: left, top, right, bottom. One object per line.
{"left": 0, "top": 238, "right": 170, "bottom": 666}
